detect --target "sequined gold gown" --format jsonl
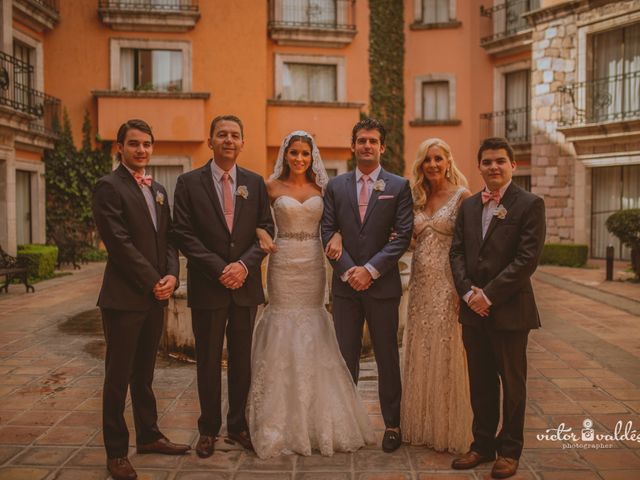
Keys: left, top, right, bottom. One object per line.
{"left": 400, "top": 187, "right": 473, "bottom": 453}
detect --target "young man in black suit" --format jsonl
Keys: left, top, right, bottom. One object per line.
{"left": 449, "top": 137, "right": 546, "bottom": 479}
{"left": 92, "top": 119, "right": 190, "bottom": 480}
{"left": 172, "top": 115, "right": 274, "bottom": 458}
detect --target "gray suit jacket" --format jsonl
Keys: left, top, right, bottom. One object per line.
{"left": 321, "top": 168, "right": 413, "bottom": 299}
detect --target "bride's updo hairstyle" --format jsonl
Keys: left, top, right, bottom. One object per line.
{"left": 411, "top": 138, "right": 467, "bottom": 212}
{"left": 277, "top": 134, "right": 316, "bottom": 184}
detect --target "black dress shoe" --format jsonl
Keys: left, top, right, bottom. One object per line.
{"left": 137, "top": 437, "right": 190, "bottom": 455}
{"left": 225, "top": 430, "right": 254, "bottom": 451}
{"left": 382, "top": 428, "right": 402, "bottom": 453}
{"left": 107, "top": 456, "right": 137, "bottom": 480}
{"left": 195, "top": 435, "right": 215, "bottom": 458}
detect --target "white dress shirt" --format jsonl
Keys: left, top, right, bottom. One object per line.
{"left": 463, "top": 180, "right": 512, "bottom": 307}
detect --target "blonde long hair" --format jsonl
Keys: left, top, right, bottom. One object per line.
{"left": 411, "top": 138, "right": 468, "bottom": 212}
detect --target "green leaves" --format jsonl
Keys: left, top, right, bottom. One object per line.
{"left": 44, "top": 109, "right": 113, "bottom": 265}
{"left": 369, "top": 0, "right": 405, "bottom": 176}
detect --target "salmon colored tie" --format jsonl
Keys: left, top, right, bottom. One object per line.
{"left": 481, "top": 190, "right": 501, "bottom": 205}
{"left": 222, "top": 171, "right": 234, "bottom": 232}
{"left": 359, "top": 175, "right": 370, "bottom": 222}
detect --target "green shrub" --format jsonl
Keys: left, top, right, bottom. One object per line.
{"left": 17, "top": 244, "right": 59, "bottom": 280}
{"left": 540, "top": 243, "right": 588, "bottom": 267}
{"left": 606, "top": 208, "right": 640, "bottom": 279}
{"left": 80, "top": 246, "right": 108, "bottom": 262}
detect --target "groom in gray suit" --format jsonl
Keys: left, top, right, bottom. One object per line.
{"left": 321, "top": 118, "right": 413, "bottom": 453}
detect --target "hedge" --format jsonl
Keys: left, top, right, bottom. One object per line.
{"left": 17, "top": 244, "right": 59, "bottom": 279}
{"left": 540, "top": 243, "right": 588, "bottom": 267}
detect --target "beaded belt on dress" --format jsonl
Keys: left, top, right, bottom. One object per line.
{"left": 278, "top": 231, "right": 319, "bottom": 241}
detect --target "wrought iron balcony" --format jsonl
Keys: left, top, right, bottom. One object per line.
{"left": 13, "top": 0, "right": 59, "bottom": 31}
{"left": 269, "top": 0, "right": 356, "bottom": 47}
{"left": 559, "top": 72, "right": 640, "bottom": 126}
{"left": 97, "top": 0, "right": 198, "bottom": 12}
{"left": 0, "top": 51, "right": 60, "bottom": 138}
{"left": 98, "top": 0, "right": 200, "bottom": 31}
{"left": 480, "top": 0, "right": 539, "bottom": 53}
{"left": 480, "top": 107, "right": 531, "bottom": 145}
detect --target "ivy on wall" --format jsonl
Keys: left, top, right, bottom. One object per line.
{"left": 45, "top": 110, "right": 112, "bottom": 264}
{"left": 368, "top": 0, "right": 405, "bottom": 175}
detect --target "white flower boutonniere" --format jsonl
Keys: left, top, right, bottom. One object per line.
{"left": 236, "top": 185, "right": 249, "bottom": 199}
{"left": 494, "top": 204, "right": 508, "bottom": 220}
{"left": 155, "top": 191, "right": 165, "bottom": 206}
{"left": 373, "top": 179, "right": 386, "bottom": 192}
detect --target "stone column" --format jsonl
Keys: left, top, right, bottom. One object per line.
{"left": 530, "top": 9, "right": 578, "bottom": 243}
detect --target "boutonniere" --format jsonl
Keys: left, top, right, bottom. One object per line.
{"left": 373, "top": 179, "right": 386, "bottom": 192}
{"left": 236, "top": 185, "right": 249, "bottom": 199}
{"left": 155, "top": 191, "right": 165, "bottom": 205}
{"left": 494, "top": 204, "right": 508, "bottom": 220}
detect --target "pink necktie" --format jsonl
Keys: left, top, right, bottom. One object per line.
{"left": 359, "top": 175, "right": 370, "bottom": 222}
{"left": 481, "top": 189, "right": 501, "bottom": 205}
{"left": 222, "top": 172, "right": 234, "bottom": 232}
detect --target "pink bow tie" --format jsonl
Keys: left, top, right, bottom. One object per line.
{"left": 481, "top": 190, "right": 501, "bottom": 205}
{"left": 134, "top": 173, "right": 152, "bottom": 187}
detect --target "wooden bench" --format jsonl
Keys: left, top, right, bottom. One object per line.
{"left": 0, "top": 246, "right": 35, "bottom": 293}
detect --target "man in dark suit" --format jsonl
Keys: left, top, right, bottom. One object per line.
{"left": 321, "top": 118, "right": 413, "bottom": 453}
{"left": 172, "top": 115, "right": 274, "bottom": 458}
{"left": 449, "top": 137, "right": 546, "bottom": 479}
{"left": 92, "top": 119, "right": 190, "bottom": 480}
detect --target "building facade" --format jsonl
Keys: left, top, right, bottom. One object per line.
{"left": 2, "top": 0, "right": 639, "bottom": 260}
{"left": 0, "top": 0, "right": 61, "bottom": 255}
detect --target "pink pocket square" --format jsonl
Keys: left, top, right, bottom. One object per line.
{"left": 378, "top": 195, "right": 394, "bottom": 200}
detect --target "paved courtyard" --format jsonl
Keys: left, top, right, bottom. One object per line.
{"left": 0, "top": 261, "right": 639, "bottom": 479}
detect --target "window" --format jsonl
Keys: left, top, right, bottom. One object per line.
{"left": 422, "top": 0, "right": 449, "bottom": 24}
{"left": 512, "top": 175, "right": 531, "bottom": 192}
{"left": 146, "top": 165, "right": 183, "bottom": 209}
{"left": 589, "top": 23, "right": 640, "bottom": 122}
{"left": 13, "top": 41, "right": 35, "bottom": 108}
{"left": 591, "top": 165, "right": 640, "bottom": 259}
{"left": 110, "top": 39, "right": 191, "bottom": 92}
{"left": 120, "top": 48, "right": 183, "bottom": 92}
{"left": 504, "top": 69, "right": 530, "bottom": 143}
{"left": 15, "top": 170, "right": 32, "bottom": 246}
{"left": 422, "top": 81, "right": 449, "bottom": 120}
{"left": 282, "top": 63, "right": 337, "bottom": 102}
{"left": 282, "top": 0, "right": 337, "bottom": 26}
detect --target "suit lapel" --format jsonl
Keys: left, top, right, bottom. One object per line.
{"left": 471, "top": 194, "right": 484, "bottom": 246}
{"left": 361, "top": 169, "right": 385, "bottom": 227}
{"left": 116, "top": 164, "right": 157, "bottom": 234}
{"left": 200, "top": 160, "right": 229, "bottom": 234}
{"left": 346, "top": 171, "right": 361, "bottom": 226}
{"left": 150, "top": 183, "right": 162, "bottom": 231}
{"left": 481, "top": 183, "right": 519, "bottom": 247}
{"left": 232, "top": 167, "right": 245, "bottom": 234}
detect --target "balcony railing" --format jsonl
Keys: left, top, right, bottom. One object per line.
{"left": 480, "top": 107, "right": 531, "bottom": 144}
{"left": 29, "top": 0, "right": 59, "bottom": 13}
{"left": 269, "top": 0, "right": 356, "bottom": 30}
{"left": 559, "top": 72, "right": 640, "bottom": 126}
{"left": 97, "top": 0, "right": 199, "bottom": 12}
{"left": 0, "top": 51, "right": 60, "bottom": 137}
{"left": 480, "top": 0, "right": 539, "bottom": 45}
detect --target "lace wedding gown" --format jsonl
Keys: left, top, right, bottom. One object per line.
{"left": 400, "top": 187, "right": 473, "bottom": 453}
{"left": 248, "top": 195, "right": 374, "bottom": 459}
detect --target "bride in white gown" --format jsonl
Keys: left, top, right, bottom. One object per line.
{"left": 247, "top": 131, "right": 374, "bottom": 459}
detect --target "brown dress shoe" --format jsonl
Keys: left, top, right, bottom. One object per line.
{"left": 451, "top": 450, "right": 494, "bottom": 470}
{"left": 107, "top": 456, "right": 137, "bottom": 480}
{"left": 137, "top": 437, "right": 190, "bottom": 455}
{"left": 225, "top": 430, "right": 254, "bottom": 451}
{"left": 491, "top": 456, "right": 519, "bottom": 478}
{"left": 195, "top": 434, "right": 215, "bottom": 458}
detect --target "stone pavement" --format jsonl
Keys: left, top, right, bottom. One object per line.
{"left": 0, "top": 262, "right": 639, "bottom": 480}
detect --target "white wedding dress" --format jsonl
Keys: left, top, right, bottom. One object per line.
{"left": 248, "top": 195, "right": 374, "bottom": 459}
